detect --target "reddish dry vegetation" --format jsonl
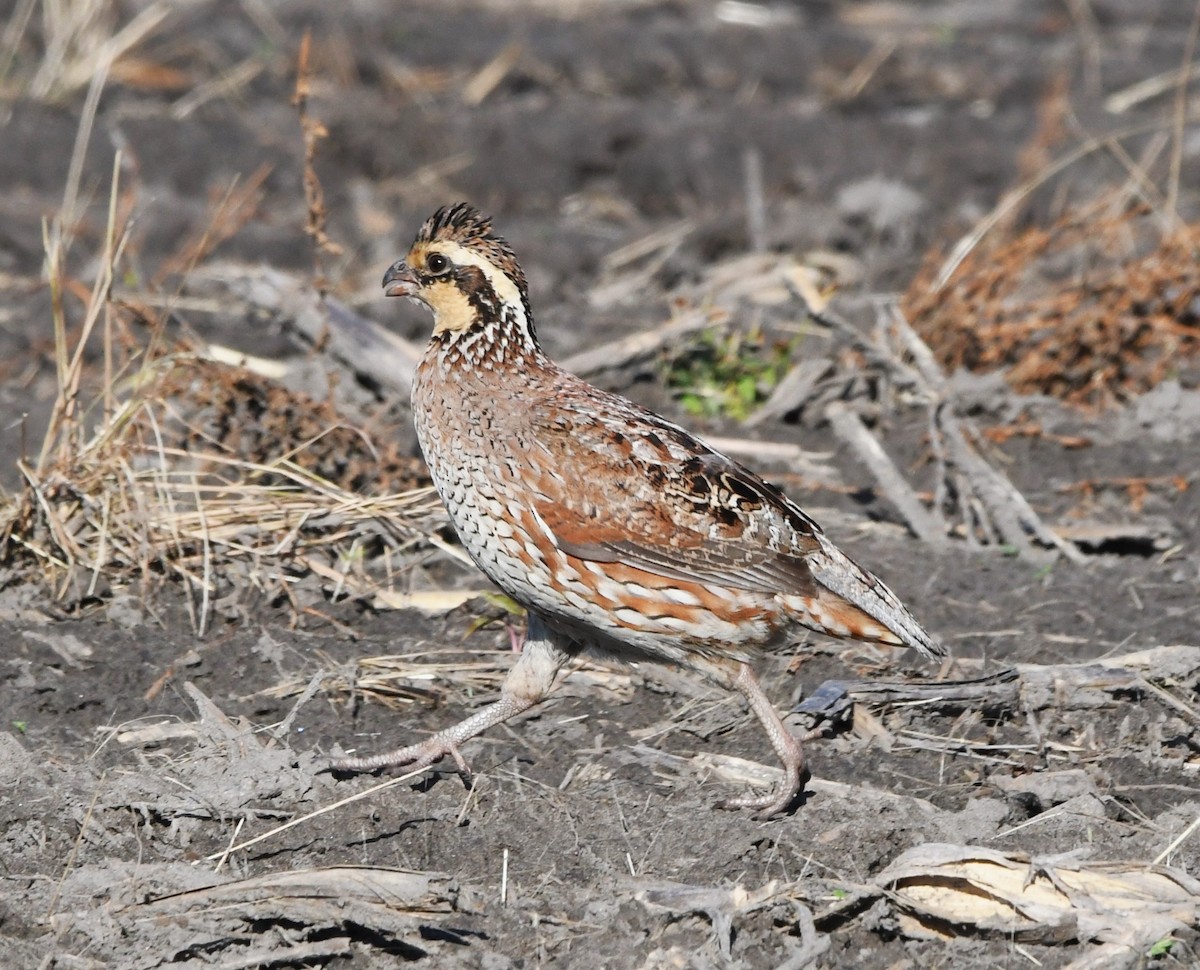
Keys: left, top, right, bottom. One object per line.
{"left": 906, "top": 203, "right": 1200, "bottom": 408}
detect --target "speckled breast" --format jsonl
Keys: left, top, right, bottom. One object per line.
{"left": 411, "top": 352, "right": 571, "bottom": 619}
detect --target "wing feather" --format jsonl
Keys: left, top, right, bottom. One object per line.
{"left": 529, "top": 399, "right": 821, "bottom": 596}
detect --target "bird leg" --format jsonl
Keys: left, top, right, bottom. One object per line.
{"left": 331, "top": 615, "right": 576, "bottom": 785}
{"left": 712, "top": 662, "right": 807, "bottom": 819}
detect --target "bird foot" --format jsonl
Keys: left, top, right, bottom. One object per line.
{"left": 331, "top": 735, "right": 474, "bottom": 788}
{"left": 714, "top": 721, "right": 808, "bottom": 819}
{"left": 717, "top": 780, "right": 803, "bottom": 820}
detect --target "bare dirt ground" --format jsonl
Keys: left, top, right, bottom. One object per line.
{"left": 3, "top": 1, "right": 1200, "bottom": 968}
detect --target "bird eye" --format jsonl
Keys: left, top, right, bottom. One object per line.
{"left": 426, "top": 252, "right": 451, "bottom": 275}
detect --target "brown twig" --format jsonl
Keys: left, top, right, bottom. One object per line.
{"left": 294, "top": 30, "right": 343, "bottom": 281}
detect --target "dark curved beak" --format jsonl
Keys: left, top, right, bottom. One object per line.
{"left": 382, "top": 261, "right": 418, "bottom": 298}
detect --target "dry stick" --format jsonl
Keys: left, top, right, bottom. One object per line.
{"left": 214, "top": 938, "right": 353, "bottom": 970}
{"left": 796, "top": 306, "right": 953, "bottom": 543}
{"left": 837, "top": 37, "right": 896, "bottom": 101}
{"left": 562, "top": 306, "right": 725, "bottom": 377}
{"left": 1166, "top": 0, "right": 1200, "bottom": 218}
{"left": 946, "top": 414, "right": 1060, "bottom": 558}
{"left": 455, "top": 776, "right": 482, "bottom": 826}
{"left": 794, "top": 669, "right": 1021, "bottom": 719}
{"left": 65, "top": 155, "right": 123, "bottom": 394}
{"left": 1063, "top": 0, "right": 1103, "bottom": 94}
{"left": 0, "top": 0, "right": 37, "bottom": 89}
{"left": 745, "top": 357, "right": 833, "bottom": 428}
{"left": 17, "top": 463, "right": 81, "bottom": 567}
{"left": 171, "top": 57, "right": 264, "bottom": 120}
{"left": 1106, "top": 61, "right": 1200, "bottom": 114}
{"left": 924, "top": 398, "right": 952, "bottom": 541}
{"left": 826, "top": 304, "right": 985, "bottom": 547}
{"left": 743, "top": 147, "right": 767, "bottom": 253}
{"left": 1053, "top": 520, "right": 1174, "bottom": 553}
{"left": 462, "top": 41, "right": 522, "bottom": 105}
{"left": 806, "top": 303, "right": 919, "bottom": 397}
{"left": 212, "top": 816, "right": 245, "bottom": 874}
{"left": 600, "top": 219, "right": 695, "bottom": 274}
{"left": 1154, "top": 810, "right": 1200, "bottom": 865}
{"left": 38, "top": 149, "right": 124, "bottom": 471}
{"left": 161, "top": 471, "right": 200, "bottom": 632}
{"left": 938, "top": 402, "right": 1039, "bottom": 558}
{"left": 588, "top": 240, "right": 688, "bottom": 309}
{"left": 191, "top": 472, "right": 213, "bottom": 637}
{"left": 57, "top": 50, "right": 110, "bottom": 237}
{"left": 294, "top": 30, "right": 342, "bottom": 265}
{"left": 153, "top": 167, "right": 271, "bottom": 286}
{"left": 824, "top": 401, "right": 946, "bottom": 545}
{"left": 1102, "top": 130, "right": 1173, "bottom": 229}
{"left": 885, "top": 305, "right": 1084, "bottom": 562}
{"left": 1139, "top": 677, "right": 1200, "bottom": 728}
{"left": 85, "top": 490, "right": 112, "bottom": 599}
{"left": 52, "top": 4, "right": 168, "bottom": 98}
{"left": 195, "top": 264, "right": 423, "bottom": 395}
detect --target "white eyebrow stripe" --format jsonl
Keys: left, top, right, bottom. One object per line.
{"left": 434, "top": 241, "right": 525, "bottom": 312}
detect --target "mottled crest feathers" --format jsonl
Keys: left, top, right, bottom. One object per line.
{"left": 417, "top": 202, "right": 493, "bottom": 243}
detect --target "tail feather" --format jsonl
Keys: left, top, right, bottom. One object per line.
{"left": 808, "top": 538, "right": 944, "bottom": 660}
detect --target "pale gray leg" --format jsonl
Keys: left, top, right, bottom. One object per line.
{"left": 707, "top": 661, "right": 807, "bottom": 818}
{"left": 331, "top": 614, "right": 576, "bottom": 781}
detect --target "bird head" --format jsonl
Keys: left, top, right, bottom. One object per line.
{"left": 382, "top": 203, "right": 536, "bottom": 350}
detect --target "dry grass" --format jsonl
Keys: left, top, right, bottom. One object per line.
{"left": 0, "top": 140, "right": 440, "bottom": 634}
{"left": 260, "top": 650, "right": 517, "bottom": 711}
{"left": 1, "top": 0, "right": 169, "bottom": 102}
{"left": 2, "top": 346, "right": 443, "bottom": 631}
{"left": 905, "top": 41, "right": 1200, "bottom": 411}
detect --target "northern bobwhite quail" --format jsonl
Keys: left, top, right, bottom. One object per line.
{"left": 334, "top": 203, "right": 943, "bottom": 817}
